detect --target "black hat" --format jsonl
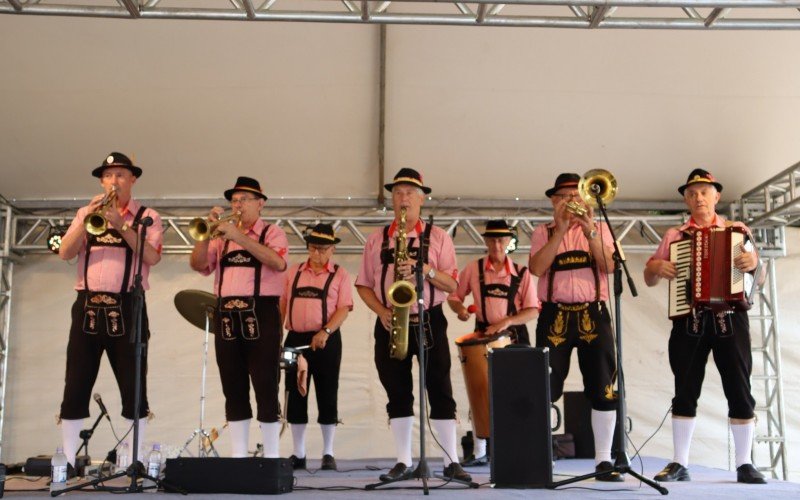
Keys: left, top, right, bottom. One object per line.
{"left": 545, "top": 173, "right": 580, "bottom": 198}
{"left": 92, "top": 152, "right": 142, "bottom": 178}
{"left": 384, "top": 168, "right": 432, "bottom": 195}
{"left": 224, "top": 176, "right": 268, "bottom": 201}
{"left": 678, "top": 168, "right": 723, "bottom": 195}
{"left": 304, "top": 223, "right": 341, "bottom": 245}
{"left": 480, "top": 220, "right": 514, "bottom": 238}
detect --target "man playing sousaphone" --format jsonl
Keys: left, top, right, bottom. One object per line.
{"left": 58, "top": 152, "right": 163, "bottom": 472}
{"left": 280, "top": 223, "right": 353, "bottom": 471}
{"left": 356, "top": 168, "right": 470, "bottom": 483}
{"left": 447, "top": 219, "right": 538, "bottom": 466}
{"left": 529, "top": 172, "right": 621, "bottom": 482}
{"left": 190, "top": 176, "right": 288, "bottom": 459}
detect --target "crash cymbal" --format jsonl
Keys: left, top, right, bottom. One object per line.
{"left": 174, "top": 289, "right": 217, "bottom": 334}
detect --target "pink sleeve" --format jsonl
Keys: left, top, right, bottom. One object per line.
{"left": 355, "top": 232, "right": 378, "bottom": 288}
{"left": 144, "top": 209, "right": 164, "bottom": 254}
{"left": 435, "top": 229, "right": 459, "bottom": 280}
{"left": 335, "top": 267, "right": 354, "bottom": 310}
{"left": 63, "top": 206, "right": 89, "bottom": 250}
{"left": 200, "top": 239, "right": 221, "bottom": 276}
{"left": 529, "top": 224, "right": 548, "bottom": 256}
{"left": 648, "top": 228, "right": 681, "bottom": 263}
{"left": 449, "top": 262, "right": 473, "bottom": 302}
{"left": 267, "top": 225, "right": 290, "bottom": 263}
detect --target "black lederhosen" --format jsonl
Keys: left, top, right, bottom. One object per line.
{"left": 373, "top": 224, "right": 457, "bottom": 420}
{"left": 668, "top": 230, "right": 756, "bottom": 420}
{"left": 534, "top": 232, "right": 617, "bottom": 412}
{"left": 214, "top": 225, "right": 282, "bottom": 423}
{"left": 284, "top": 265, "right": 342, "bottom": 425}
{"left": 473, "top": 258, "right": 531, "bottom": 346}
{"left": 60, "top": 206, "right": 151, "bottom": 420}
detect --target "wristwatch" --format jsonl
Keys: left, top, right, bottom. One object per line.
{"left": 323, "top": 327, "right": 333, "bottom": 335}
{"left": 586, "top": 229, "right": 598, "bottom": 240}
{"left": 427, "top": 267, "right": 436, "bottom": 280}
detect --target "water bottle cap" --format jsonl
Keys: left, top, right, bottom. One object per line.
{"left": 153, "top": 443, "right": 161, "bottom": 451}
{"left": 56, "top": 446, "right": 64, "bottom": 453}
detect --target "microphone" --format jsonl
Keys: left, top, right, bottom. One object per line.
{"left": 93, "top": 393, "right": 111, "bottom": 420}
{"left": 133, "top": 216, "right": 154, "bottom": 229}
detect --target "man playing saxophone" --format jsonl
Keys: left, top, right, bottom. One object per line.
{"left": 356, "top": 168, "right": 469, "bottom": 483}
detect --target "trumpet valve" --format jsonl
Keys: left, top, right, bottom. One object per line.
{"left": 566, "top": 201, "right": 587, "bottom": 217}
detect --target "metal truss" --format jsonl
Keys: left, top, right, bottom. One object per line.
{"left": 0, "top": 204, "right": 14, "bottom": 461}
{"left": 0, "top": 196, "right": 791, "bottom": 476}
{"left": 733, "top": 159, "right": 800, "bottom": 231}
{"left": 3, "top": 0, "right": 800, "bottom": 30}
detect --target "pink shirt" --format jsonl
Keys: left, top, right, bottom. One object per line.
{"left": 199, "top": 219, "right": 288, "bottom": 297}
{"left": 67, "top": 199, "right": 163, "bottom": 292}
{"left": 449, "top": 256, "right": 538, "bottom": 325}
{"left": 529, "top": 222, "right": 613, "bottom": 303}
{"left": 649, "top": 214, "right": 751, "bottom": 262}
{"left": 282, "top": 260, "right": 353, "bottom": 332}
{"left": 356, "top": 219, "right": 458, "bottom": 313}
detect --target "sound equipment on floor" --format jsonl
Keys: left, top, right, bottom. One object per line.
{"left": 489, "top": 346, "right": 552, "bottom": 488}
{"left": 164, "top": 457, "right": 292, "bottom": 494}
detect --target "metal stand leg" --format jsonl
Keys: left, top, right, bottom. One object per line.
{"left": 178, "top": 312, "right": 218, "bottom": 458}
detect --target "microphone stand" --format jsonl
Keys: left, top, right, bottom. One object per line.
{"left": 54, "top": 221, "right": 182, "bottom": 496}
{"left": 548, "top": 191, "right": 667, "bottom": 495}
{"left": 411, "top": 227, "right": 430, "bottom": 494}
{"left": 75, "top": 411, "right": 105, "bottom": 469}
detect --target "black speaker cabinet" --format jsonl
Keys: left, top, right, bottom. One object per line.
{"left": 564, "top": 390, "right": 595, "bottom": 459}
{"left": 164, "top": 457, "right": 292, "bottom": 494}
{"left": 489, "top": 346, "right": 552, "bottom": 488}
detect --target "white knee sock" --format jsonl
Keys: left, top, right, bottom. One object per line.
{"left": 731, "top": 422, "right": 755, "bottom": 468}
{"left": 122, "top": 418, "right": 147, "bottom": 464}
{"left": 430, "top": 419, "right": 459, "bottom": 468}
{"left": 473, "top": 437, "right": 487, "bottom": 458}
{"left": 672, "top": 417, "right": 696, "bottom": 467}
{"left": 228, "top": 419, "right": 250, "bottom": 458}
{"left": 259, "top": 422, "right": 281, "bottom": 458}
{"left": 321, "top": 424, "right": 336, "bottom": 456}
{"left": 591, "top": 409, "right": 617, "bottom": 465}
{"left": 61, "top": 419, "right": 84, "bottom": 467}
{"left": 389, "top": 417, "right": 414, "bottom": 467}
{"left": 291, "top": 423, "right": 307, "bottom": 458}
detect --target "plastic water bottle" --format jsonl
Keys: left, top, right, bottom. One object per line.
{"left": 50, "top": 447, "right": 68, "bottom": 493}
{"left": 143, "top": 443, "right": 162, "bottom": 492}
{"left": 117, "top": 441, "right": 130, "bottom": 472}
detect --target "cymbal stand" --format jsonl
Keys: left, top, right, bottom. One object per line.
{"left": 179, "top": 310, "right": 218, "bottom": 457}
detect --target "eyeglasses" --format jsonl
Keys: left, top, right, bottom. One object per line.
{"left": 308, "top": 245, "right": 333, "bottom": 253}
{"left": 552, "top": 192, "right": 581, "bottom": 200}
{"left": 230, "top": 196, "right": 259, "bottom": 205}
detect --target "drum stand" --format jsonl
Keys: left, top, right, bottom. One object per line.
{"left": 547, "top": 191, "right": 667, "bottom": 495}
{"left": 179, "top": 312, "right": 219, "bottom": 458}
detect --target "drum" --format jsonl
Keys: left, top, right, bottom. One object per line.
{"left": 455, "top": 331, "right": 512, "bottom": 439}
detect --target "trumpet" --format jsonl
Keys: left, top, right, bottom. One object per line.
{"left": 84, "top": 187, "right": 117, "bottom": 235}
{"left": 565, "top": 169, "right": 617, "bottom": 216}
{"left": 189, "top": 211, "right": 242, "bottom": 241}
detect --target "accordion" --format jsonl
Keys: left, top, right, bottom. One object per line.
{"left": 668, "top": 226, "right": 756, "bottom": 319}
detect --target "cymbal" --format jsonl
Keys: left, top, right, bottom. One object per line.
{"left": 174, "top": 289, "right": 217, "bottom": 334}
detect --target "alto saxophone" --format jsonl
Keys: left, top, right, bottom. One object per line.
{"left": 387, "top": 207, "right": 417, "bottom": 360}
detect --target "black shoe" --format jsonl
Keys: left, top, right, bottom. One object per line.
{"left": 379, "top": 462, "right": 412, "bottom": 482}
{"left": 321, "top": 454, "right": 337, "bottom": 471}
{"left": 737, "top": 464, "right": 766, "bottom": 484}
{"left": 289, "top": 455, "right": 306, "bottom": 470}
{"left": 595, "top": 461, "right": 624, "bottom": 482}
{"left": 442, "top": 462, "right": 472, "bottom": 482}
{"left": 654, "top": 462, "right": 690, "bottom": 482}
{"left": 460, "top": 454, "right": 488, "bottom": 467}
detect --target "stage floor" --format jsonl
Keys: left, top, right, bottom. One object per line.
{"left": 4, "top": 456, "right": 799, "bottom": 498}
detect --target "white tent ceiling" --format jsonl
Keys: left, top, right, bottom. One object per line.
{"left": 1, "top": 3, "right": 800, "bottom": 204}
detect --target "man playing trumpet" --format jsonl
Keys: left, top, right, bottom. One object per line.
{"left": 190, "top": 176, "right": 288, "bottom": 459}
{"left": 447, "top": 219, "right": 539, "bottom": 466}
{"left": 356, "top": 168, "right": 469, "bottom": 483}
{"left": 58, "top": 152, "right": 163, "bottom": 472}
{"left": 529, "top": 172, "right": 620, "bottom": 481}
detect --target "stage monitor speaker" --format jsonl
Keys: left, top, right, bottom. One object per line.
{"left": 489, "top": 346, "right": 552, "bottom": 488}
{"left": 164, "top": 457, "right": 292, "bottom": 494}
{"left": 564, "top": 391, "right": 595, "bottom": 459}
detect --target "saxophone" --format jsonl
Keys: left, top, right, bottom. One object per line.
{"left": 387, "top": 207, "right": 417, "bottom": 360}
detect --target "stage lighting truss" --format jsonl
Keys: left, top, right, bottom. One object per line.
{"left": 3, "top": 1, "right": 800, "bottom": 30}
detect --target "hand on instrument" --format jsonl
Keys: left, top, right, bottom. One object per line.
{"left": 214, "top": 218, "right": 241, "bottom": 241}
{"left": 104, "top": 202, "right": 124, "bottom": 231}
{"left": 87, "top": 193, "right": 107, "bottom": 213}
{"left": 378, "top": 306, "right": 393, "bottom": 331}
{"left": 574, "top": 207, "right": 596, "bottom": 237}
{"left": 396, "top": 258, "right": 419, "bottom": 281}
{"left": 209, "top": 206, "right": 225, "bottom": 222}
{"left": 553, "top": 199, "right": 571, "bottom": 233}
{"left": 310, "top": 330, "right": 329, "bottom": 351}
{"left": 485, "top": 318, "right": 511, "bottom": 337}
{"left": 647, "top": 259, "right": 678, "bottom": 281}
{"left": 456, "top": 305, "right": 472, "bottom": 322}
{"left": 734, "top": 244, "right": 759, "bottom": 272}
